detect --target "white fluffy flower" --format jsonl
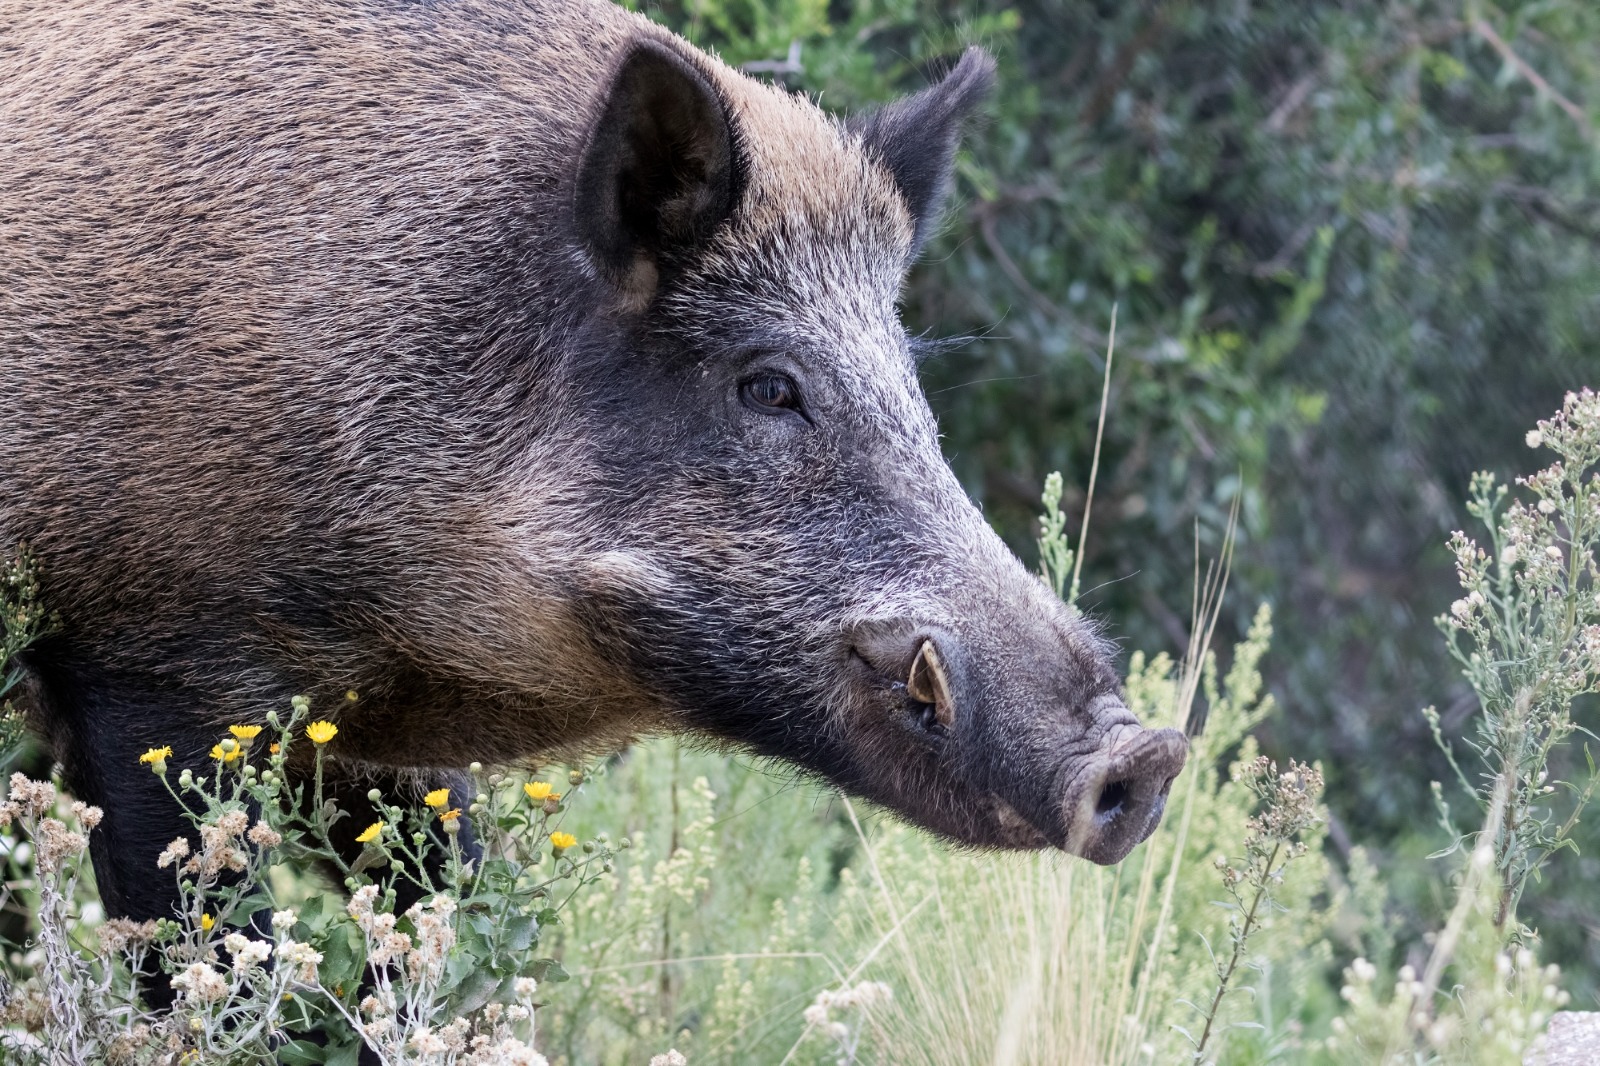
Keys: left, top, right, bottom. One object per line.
{"left": 172, "top": 962, "right": 229, "bottom": 1004}
{"left": 156, "top": 837, "right": 191, "bottom": 869}
{"left": 278, "top": 940, "right": 324, "bottom": 981}
{"left": 223, "top": 933, "right": 271, "bottom": 973}
{"left": 410, "top": 1027, "right": 448, "bottom": 1055}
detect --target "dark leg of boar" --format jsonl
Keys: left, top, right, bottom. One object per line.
{"left": 27, "top": 655, "right": 210, "bottom": 1012}
{"left": 30, "top": 656, "right": 207, "bottom": 937}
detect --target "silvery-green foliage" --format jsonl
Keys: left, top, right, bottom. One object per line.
{"left": 0, "top": 777, "right": 146, "bottom": 1065}
{"left": 1327, "top": 940, "right": 1570, "bottom": 1065}
{"left": 1316, "top": 395, "right": 1600, "bottom": 1065}
{"left": 1431, "top": 388, "right": 1600, "bottom": 932}
{"left": 0, "top": 699, "right": 625, "bottom": 1065}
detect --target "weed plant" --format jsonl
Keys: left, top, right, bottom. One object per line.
{"left": 1431, "top": 389, "right": 1600, "bottom": 932}
{"left": 0, "top": 702, "right": 634, "bottom": 1065}
{"left": 1319, "top": 390, "right": 1600, "bottom": 1064}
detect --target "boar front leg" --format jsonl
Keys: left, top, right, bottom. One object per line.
{"left": 26, "top": 657, "right": 220, "bottom": 1009}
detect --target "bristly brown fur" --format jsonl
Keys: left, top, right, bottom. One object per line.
{"left": 2, "top": 0, "right": 1179, "bottom": 940}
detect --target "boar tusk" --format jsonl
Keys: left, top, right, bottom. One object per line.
{"left": 906, "top": 639, "right": 956, "bottom": 729}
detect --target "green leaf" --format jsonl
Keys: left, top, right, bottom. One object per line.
{"left": 276, "top": 1040, "right": 329, "bottom": 1066}
{"left": 323, "top": 1035, "right": 365, "bottom": 1066}
{"left": 315, "top": 922, "right": 365, "bottom": 991}
{"left": 448, "top": 963, "right": 504, "bottom": 1016}
{"left": 468, "top": 911, "right": 497, "bottom": 940}
{"left": 530, "top": 957, "right": 569, "bottom": 983}
{"left": 501, "top": 914, "right": 539, "bottom": 955}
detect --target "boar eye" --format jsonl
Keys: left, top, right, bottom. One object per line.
{"left": 740, "top": 372, "right": 802, "bottom": 414}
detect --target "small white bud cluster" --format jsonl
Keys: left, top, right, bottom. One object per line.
{"left": 803, "top": 980, "right": 893, "bottom": 1045}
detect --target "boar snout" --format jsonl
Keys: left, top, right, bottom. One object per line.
{"left": 1061, "top": 717, "right": 1189, "bottom": 865}
{"left": 847, "top": 622, "right": 1188, "bottom": 860}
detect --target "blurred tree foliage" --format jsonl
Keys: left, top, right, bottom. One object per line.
{"left": 632, "top": 0, "right": 1600, "bottom": 989}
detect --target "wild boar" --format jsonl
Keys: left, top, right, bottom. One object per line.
{"left": 0, "top": 0, "right": 1187, "bottom": 937}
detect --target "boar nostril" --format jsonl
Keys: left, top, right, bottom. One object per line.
{"left": 1062, "top": 726, "right": 1190, "bottom": 865}
{"left": 1095, "top": 779, "right": 1129, "bottom": 816}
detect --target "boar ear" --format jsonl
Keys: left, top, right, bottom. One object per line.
{"left": 848, "top": 47, "right": 996, "bottom": 255}
{"left": 576, "top": 40, "right": 741, "bottom": 300}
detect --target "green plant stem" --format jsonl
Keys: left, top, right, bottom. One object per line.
{"left": 1416, "top": 775, "right": 1511, "bottom": 1028}
{"left": 1192, "top": 840, "right": 1281, "bottom": 1063}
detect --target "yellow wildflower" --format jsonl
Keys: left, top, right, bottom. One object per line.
{"left": 229, "top": 724, "right": 263, "bottom": 741}
{"left": 549, "top": 831, "right": 577, "bottom": 851}
{"left": 139, "top": 746, "right": 173, "bottom": 774}
{"left": 269, "top": 743, "right": 281, "bottom": 755}
{"left": 209, "top": 743, "right": 241, "bottom": 764}
{"left": 523, "top": 781, "right": 559, "bottom": 802}
{"left": 200, "top": 913, "right": 215, "bottom": 933}
{"left": 355, "top": 822, "right": 383, "bottom": 844}
{"left": 306, "top": 721, "right": 338, "bottom": 745}
{"left": 423, "top": 787, "right": 452, "bottom": 809}
{"left": 439, "top": 808, "right": 461, "bottom": 822}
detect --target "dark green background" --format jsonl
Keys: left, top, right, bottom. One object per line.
{"left": 631, "top": 0, "right": 1600, "bottom": 1000}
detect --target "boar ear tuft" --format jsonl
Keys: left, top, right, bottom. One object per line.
{"left": 576, "top": 40, "right": 741, "bottom": 300}
{"left": 848, "top": 47, "right": 996, "bottom": 256}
